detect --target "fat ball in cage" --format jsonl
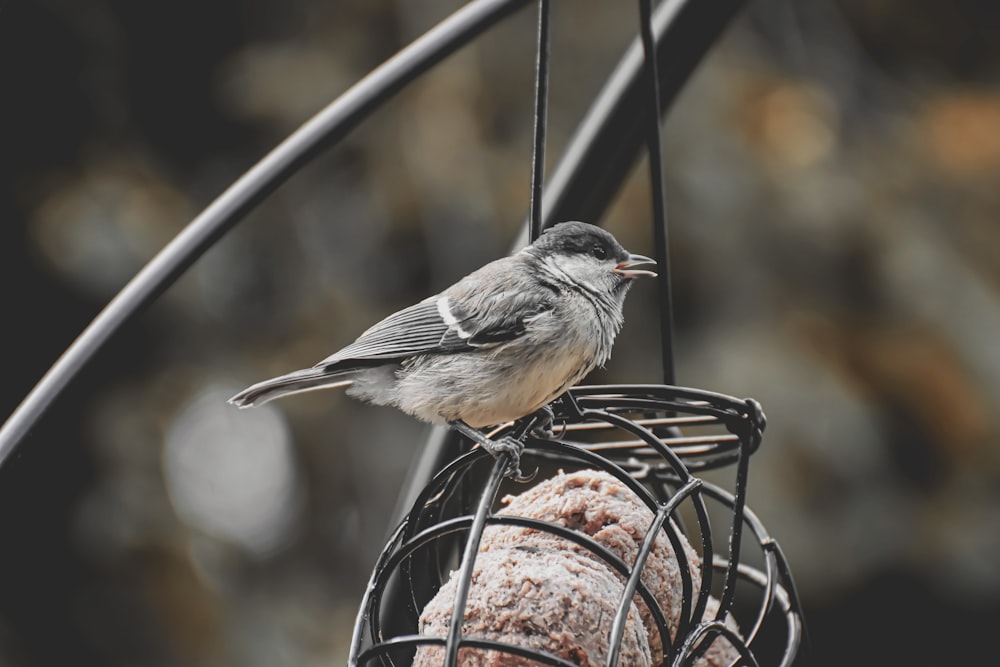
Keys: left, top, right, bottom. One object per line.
{"left": 350, "top": 387, "right": 803, "bottom": 666}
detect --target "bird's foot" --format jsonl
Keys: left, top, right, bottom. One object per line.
{"left": 527, "top": 404, "right": 556, "bottom": 440}
{"left": 448, "top": 421, "right": 536, "bottom": 482}
{"left": 482, "top": 435, "right": 536, "bottom": 482}
{"left": 527, "top": 401, "right": 574, "bottom": 441}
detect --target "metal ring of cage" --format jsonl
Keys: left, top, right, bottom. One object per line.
{"left": 349, "top": 385, "right": 803, "bottom": 666}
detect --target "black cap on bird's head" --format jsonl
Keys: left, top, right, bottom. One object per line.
{"left": 531, "top": 221, "right": 657, "bottom": 281}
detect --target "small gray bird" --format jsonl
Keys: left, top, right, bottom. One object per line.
{"left": 229, "top": 221, "right": 655, "bottom": 476}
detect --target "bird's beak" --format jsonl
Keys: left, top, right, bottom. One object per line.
{"left": 614, "top": 253, "right": 657, "bottom": 280}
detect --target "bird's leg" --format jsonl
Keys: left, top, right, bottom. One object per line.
{"left": 525, "top": 392, "right": 581, "bottom": 440}
{"left": 448, "top": 420, "right": 534, "bottom": 482}
{"left": 526, "top": 404, "right": 556, "bottom": 440}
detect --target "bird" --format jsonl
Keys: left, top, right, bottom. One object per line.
{"left": 229, "top": 221, "right": 656, "bottom": 477}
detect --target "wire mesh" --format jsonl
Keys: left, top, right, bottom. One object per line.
{"left": 349, "top": 385, "right": 803, "bottom": 666}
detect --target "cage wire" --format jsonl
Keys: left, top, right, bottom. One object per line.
{"left": 350, "top": 386, "right": 803, "bottom": 666}
{"left": 350, "top": 1, "right": 803, "bottom": 666}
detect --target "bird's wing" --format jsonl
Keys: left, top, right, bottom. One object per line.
{"left": 317, "top": 299, "right": 451, "bottom": 366}
{"left": 438, "top": 274, "right": 556, "bottom": 351}
{"left": 317, "top": 260, "right": 555, "bottom": 367}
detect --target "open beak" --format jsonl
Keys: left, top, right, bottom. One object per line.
{"left": 614, "top": 253, "right": 657, "bottom": 280}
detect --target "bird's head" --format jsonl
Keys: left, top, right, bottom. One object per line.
{"left": 529, "top": 221, "right": 657, "bottom": 300}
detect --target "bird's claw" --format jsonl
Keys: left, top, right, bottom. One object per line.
{"left": 483, "top": 436, "right": 536, "bottom": 482}
{"left": 510, "top": 465, "right": 538, "bottom": 484}
{"left": 448, "top": 420, "right": 537, "bottom": 482}
{"left": 527, "top": 404, "right": 558, "bottom": 440}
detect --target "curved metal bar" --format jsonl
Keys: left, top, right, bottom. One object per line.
{"left": 396, "top": 449, "right": 485, "bottom": 636}
{"left": 674, "top": 621, "right": 761, "bottom": 667}
{"left": 718, "top": 436, "right": 752, "bottom": 617}
{"left": 740, "top": 564, "right": 803, "bottom": 667}
{"left": 0, "top": 0, "right": 532, "bottom": 469}
{"left": 695, "top": 480, "right": 787, "bottom": 648}
{"left": 584, "top": 407, "right": 694, "bottom": 482}
{"left": 443, "top": 455, "right": 507, "bottom": 667}
{"left": 357, "top": 635, "right": 582, "bottom": 667}
{"left": 696, "top": 557, "right": 801, "bottom": 667}
{"left": 607, "top": 481, "right": 692, "bottom": 666}
{"left": 362, "top": 516, "right": 473, "bottom": 656}
{"left": 349, "top": 520, "right": 403, "bottom": 663}
{"left": 767, "top": 539, "right": 807, "bottom": 664}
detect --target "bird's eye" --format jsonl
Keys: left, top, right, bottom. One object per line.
{"left": 591, "top": 244, "right": 608, "bottom": 260}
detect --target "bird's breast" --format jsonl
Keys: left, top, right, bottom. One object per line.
{"left": 392, "top": 303, "right": 613, "bottom": 428}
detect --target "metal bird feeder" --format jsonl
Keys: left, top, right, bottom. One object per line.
{"left": 349, "top": 1, "right": 804, "bottom": 665}
{"left": 350, "top": 386, "right": 803, "bottom": 666}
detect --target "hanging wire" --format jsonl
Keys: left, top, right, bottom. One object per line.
{"left": 528, "top": 0, "right": 552, "bottom": 243}
{"left": 638, "top": 0, "right": 677, "bottom": 386}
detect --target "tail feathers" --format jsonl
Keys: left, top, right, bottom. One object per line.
{"left": 229, "top": 367, "right": 354, "bottom": 408}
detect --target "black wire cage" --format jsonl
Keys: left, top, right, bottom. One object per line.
{"left": 351, "top": 386, "right": 803, "bottom": 666}
{"left": 0, "top": 0, "right": 804, "bottom": 665}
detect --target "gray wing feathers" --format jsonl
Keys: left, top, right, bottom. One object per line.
{"left": 319, "top": 256, "right": 557, "bottom": 365}
{"left": 231, "top": 299, "right": 454, "bottom": 409}
{"left": 318, "top": 299, "right": 450, "bottom": 365}
{"left": 442, "top": 258, "right": 556, "bottom": 348}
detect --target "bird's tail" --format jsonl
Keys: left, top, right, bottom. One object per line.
{"left": 228, "top": 367, "right": 354, "bottom": 408}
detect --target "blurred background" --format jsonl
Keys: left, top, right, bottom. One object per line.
{"left": 2, "top": 0, "right": 1000, "bottom": 664}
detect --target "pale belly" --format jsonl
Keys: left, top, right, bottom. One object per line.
{"left": 392, "top": 343, "right": 596, "bottom": 428}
